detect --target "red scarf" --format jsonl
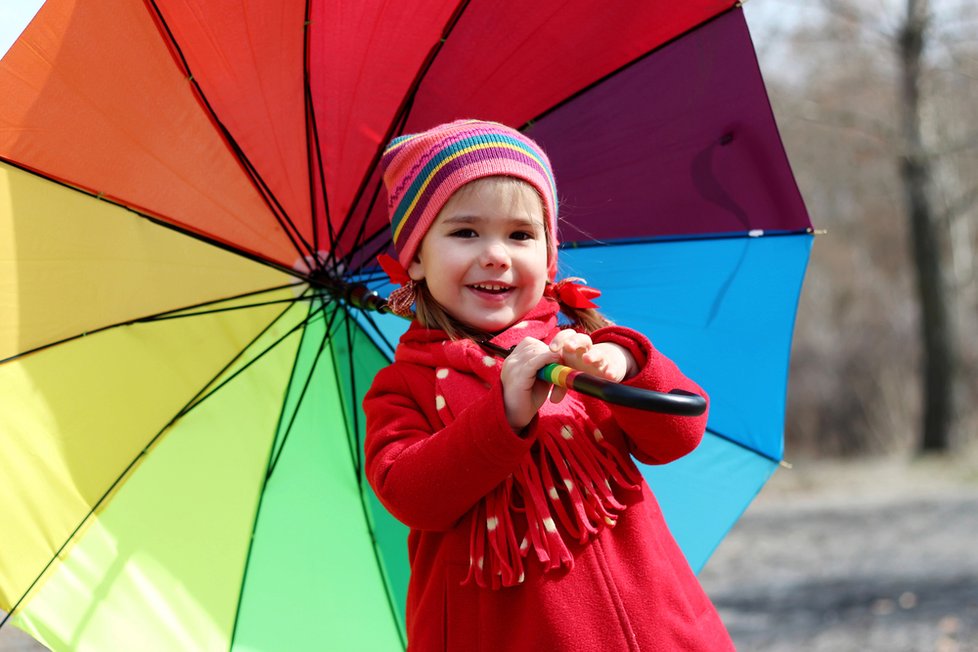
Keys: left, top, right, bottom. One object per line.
{"left": 396, "top": 300, "right": 643, "bottom": 589}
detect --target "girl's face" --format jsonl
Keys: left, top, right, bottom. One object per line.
{"left": 408, "top": 177, "right": 550, "bottom": 333}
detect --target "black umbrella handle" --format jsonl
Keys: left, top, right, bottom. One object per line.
{"left": 537, "top": 363, "right": 706, "bottom": 416}
{"left": 479, "top": 340, "right": 706, "bottom": 416}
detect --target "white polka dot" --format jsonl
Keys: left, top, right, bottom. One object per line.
{"left": 520, "top": 537, "right": 529, "bottom": 552}
{"left": 593, "top": 428, "right": 604, "bottom": 442}
{"left": 548, "top": 487, "right": 559, "bottom": 500}
{"left": 564, "top": 479, "right": 575, "bottom": 492}
{"left": 436, "top": 368, "right": 449, "bottom": 379}
{"left": 477, "top": 556, "right": 484, "bottom": 570}
{"left": 435, "top": 395, "right": 446, "bottom": 410}
{"left": 512, "top": 321, "right": 528, "bottom": 329}
{"left": 482, "top": 355, "right": 496, "bottom": 367}
{"left": 519, "top": 572, "right": 525, "bottom": 583}
{"left": 560, "top": 425, "right": 573, "bottom": 440}
{"left": 543, "top": 518, "right": 557, "bottom": 533}
{"left": 487, "top": 516, "right": 499, "bottom": 531}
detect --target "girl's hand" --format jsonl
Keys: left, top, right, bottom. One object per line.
{"left": 501, "top": 337, "right": 561, "bottom": 432}
{"left": 548, "top": 329, "right": 638, "bottom": 403}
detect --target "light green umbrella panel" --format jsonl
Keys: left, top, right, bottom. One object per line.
{"left": 232, "top": 304, "right": 409, "bottom": 651}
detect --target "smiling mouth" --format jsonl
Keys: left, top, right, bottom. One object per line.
{"left": 469, "top": 283, "right": 512, "bottom": 295}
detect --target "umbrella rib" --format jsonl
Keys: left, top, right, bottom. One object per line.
{"left": 0, "top": 298, "right": 307, "bottom": 631}
{"left": 559, "top": 227, "right": 815, "bottom": 250}
{"left": 143, "top": 0, "right": 317, "bottom": 265}
{"left": 352, "top": 306, "right": 400, "bottom": 360}
{"left": 0, "top": 157, "right": 318, "bottom": 284}
{"left": 323, "top": 309, "right": 361, "bottom": 476}
{"left": 264, "top": 302, "right": 343, "bottom": 479}
{"left": 345, "top": 223, "right": 394, "bottom": 277}
{"left": 175, "top": 302, "right": 326, "bottom": 421}
{"left": 705, "top": 426, "right": 782, "bottom": 465}
{"left": 301, "top": 0, "right": 340, "bottom": 269}
{"left": 340, "top": 182, "right": 392, "bottom": 278}
{"left": 341, "top": 306, "right": 364, "bottom": 474}
{"left": 332, "top": 0, "right": 472, "bottom": 256}
{"left": 330, "top": 112, "right": 407, "bottom": 269}
{"left": 521, "top": 3, "right": 740, "bottom": 130}
{"left": 0, "top": 283, "right": 308, "bottom": 366}
{"left": 136, "top": 295, "right": 316, "bottom": 324}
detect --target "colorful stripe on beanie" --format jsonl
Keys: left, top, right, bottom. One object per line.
{"left": 380, "top": 120, "right": 558, "bottom": 276}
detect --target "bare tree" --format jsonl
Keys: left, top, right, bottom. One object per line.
{"left": 896, "top": 0, "right": 955, "bottom": 452}
{"left": 746, "top": 0, "right": 978, "bottom": 456}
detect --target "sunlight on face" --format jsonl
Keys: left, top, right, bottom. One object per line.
{"left": 408, "top": 177, "right": 549, "bottom": 333}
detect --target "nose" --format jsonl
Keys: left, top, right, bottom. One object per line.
{"left": 480, "top": 241, "right": 511, "bottom": 268}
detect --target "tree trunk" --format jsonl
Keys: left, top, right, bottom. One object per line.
{"left": 898, "top": 0, "right": 955, "bottom": 452}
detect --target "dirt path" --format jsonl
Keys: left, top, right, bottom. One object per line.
{"left": 699, "top": 455, "right": 978, "bottom": 652}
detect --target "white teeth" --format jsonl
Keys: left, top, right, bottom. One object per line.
{"left": 471, "top": 283, "right": 509, "bottom": 292}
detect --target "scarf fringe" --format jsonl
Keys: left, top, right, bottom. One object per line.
{"left": 463, "top": 411, "right": 644, "bottom": 590}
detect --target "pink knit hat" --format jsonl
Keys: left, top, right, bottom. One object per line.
{"left": 380, "top": 119, "right": 559, "bottom": 277}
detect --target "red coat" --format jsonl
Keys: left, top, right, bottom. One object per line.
{"left": 364, "top": 301, "right": 734, "bottom": 651}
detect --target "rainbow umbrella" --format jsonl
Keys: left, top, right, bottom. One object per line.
{"left": 0, "top": 1, "right": 810, "bottom": 649}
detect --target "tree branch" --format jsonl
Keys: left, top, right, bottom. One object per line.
{"left": 792, "top": 105, "right": 898, "bottom": 145}
{"left": 939, "top": 184, "right": 978, "bottom": 223}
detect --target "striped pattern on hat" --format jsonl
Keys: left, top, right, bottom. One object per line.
{"left": 380, "top": 120, "right": 558, "bottom": 275}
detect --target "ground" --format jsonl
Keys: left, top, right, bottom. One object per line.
{"left": 699, "top": 452, "right": 978, "bottom": 651}
{"left": 2, "top": 452, "right": 977, "bottom": 651}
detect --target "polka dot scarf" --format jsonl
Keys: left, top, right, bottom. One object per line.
{"left": 395, "top": 300, "right": 644, "bottom": 589}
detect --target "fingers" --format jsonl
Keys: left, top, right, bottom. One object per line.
{"left": 507, "top": 337, "right": 560, "bottom": 385}
{"left": 550, "top": 332, "right": 632, "bottom": 382}
{"left": 501, "top": 337, "right": 561, "bottom": 430}
{"left": 550, "top": 329, "right": 592, "bottom": 357}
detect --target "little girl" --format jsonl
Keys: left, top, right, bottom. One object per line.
{"left": 364, "top": 120, "right": 734, "bottom": 651}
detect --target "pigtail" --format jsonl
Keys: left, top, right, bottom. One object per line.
{"left": 545, "top": 278, "right": 611, "bottom": 333}
{"left": 556, "top": 302, "right": 611, "bottom": 333}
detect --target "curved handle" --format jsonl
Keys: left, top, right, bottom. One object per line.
{"left": 537, "top": 363, "right": 707, "bottom": 416}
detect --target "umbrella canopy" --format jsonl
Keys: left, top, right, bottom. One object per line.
{"left": 0, "top": 1, "right": 811, "bottom": 650}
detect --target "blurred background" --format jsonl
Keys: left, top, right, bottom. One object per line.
{"left": 1, "top": 0, "right": 976, "bottom": 650}
{"left": 749, "top": 0, "right": 976, "bottom": 459}
{"left": 701, "top": 1, "right": 978, "bottom": 650}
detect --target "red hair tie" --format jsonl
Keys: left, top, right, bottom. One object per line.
{"left": 377, "top": 253, "right": 417, "bottom": 317}
{"left": 377, "top": 253, "right": 411, "bottom": 286}
{"left": 546, "top": 277, "right": 601, "bottom": 310}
